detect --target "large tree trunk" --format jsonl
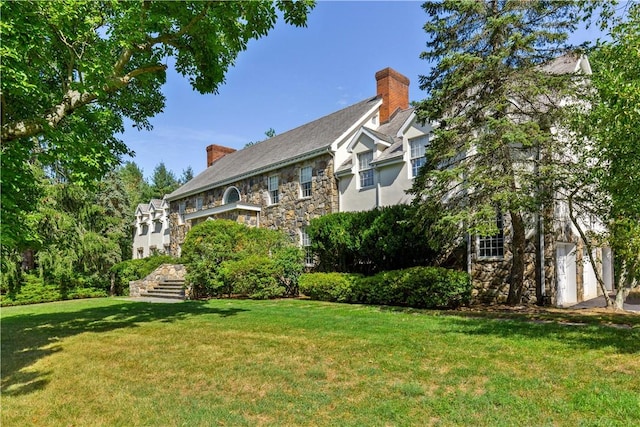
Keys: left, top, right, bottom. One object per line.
{"left": 507, "top": 211, "right": 526, "bottom": 305}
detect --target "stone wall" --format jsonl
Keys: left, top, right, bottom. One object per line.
{"left": 169, "top": 154, "right": 337, "bottom": 254}
{"left": 129, "top": 263, "right": 187, "bottom": 297}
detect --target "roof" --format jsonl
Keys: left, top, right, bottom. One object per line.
{"left": 168, "top": 96, "right": 381, "bottom": 200}
{"left": 541, "top": 52, "right": 591, "bottom": 75}
{"left": 337, "top": 107, "right": 416, "bottom": 172}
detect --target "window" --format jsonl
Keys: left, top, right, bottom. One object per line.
{"left": 358, "top": 151, "right": 374, "bottom": 188}
{"left": 196, "top": 197, "right": 204, "bottom": 211}
{"left": 141, "top": 224, "right": 149, "bottom": 235}
{"left": 224, "top": 187, "right": 240, "bottom": 204}
{"left": 300, "top": 166, "right": 312, "bottom": 198}
{"left": 178, "top": 202, "right": 186, "bottom": 224}
{"left": 409, "top": 135, "right": 428, "bottom": 177}
{"left": 268, "top": 175, "right": 279, "bottom": 204}
{"left": 301, "top": 228, "right": 314, "bottom": 267}
{"left": 478, "top": 214, "right": 505, "bottom": 258}
{"left": 137, "top": 248, "right": 144, "bottom": 259}
{"left": 153, "top": 220, "right": 162, "bottom": 233}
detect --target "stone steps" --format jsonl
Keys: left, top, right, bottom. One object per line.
{"left": 142, "top": 280, "right": 186, "bottom": 300}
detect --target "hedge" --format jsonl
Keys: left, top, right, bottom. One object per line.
{"left": 299, "top": 266, "right": 470, "bottom": 309}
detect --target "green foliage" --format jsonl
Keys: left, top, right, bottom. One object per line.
{"left": 109, "top": 254, "right": 176, "bottom": 296}
{"left": 299, "top": 272, "right": 363, "bottom": 303}
{"left": 307, "top": 205, "right": 437, "bottom": 274}
{"left": 1, "top": 0, "right": 314, "bottom": 250}
{"left": 0, "top": 273, "right": 107, "bottom": 306}
{"left": 181, "top": 220, "right": 303, "bottom": 299}
{"left": 220, "top": 255, "right": 283, "bottom": 300}
{"left": 412, "top": 2, "right": 590, "bottom": 304}
{"left": 149, "top": 162, "right": 179, "bottom": 198}
{"left": 570, "top": 5, "right": 640, "bottom": 302}
{"left": 299, "top": 267, "right": 470, "bottom": 309}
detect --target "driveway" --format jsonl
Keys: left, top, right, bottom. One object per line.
{"left": 570, "top": 294, "right": 640, "bottom": 312}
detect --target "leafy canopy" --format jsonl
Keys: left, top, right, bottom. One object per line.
{"left": 0, "top": 0, "right": 314, "bottom": 249}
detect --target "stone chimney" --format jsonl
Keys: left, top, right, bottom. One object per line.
{"left": 206, "top": 144, "right": 236, "bottom": 167}
{"left": 375, "top": 68, "right": 410, "bottom": 124}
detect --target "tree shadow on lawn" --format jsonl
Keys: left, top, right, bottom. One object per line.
{"left": 378, "top": 306, "right": 639, "bottom": 354}
{"left": 1, "top": 300, "right": 248, "bottom": 396}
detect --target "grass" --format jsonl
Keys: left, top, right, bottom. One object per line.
{"left": 1, "top": 298, "right": 639, "bottom": 426}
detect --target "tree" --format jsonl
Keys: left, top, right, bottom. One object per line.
{"left": 118, "top": 161, "right": 152, "bottom": 208}
{"left": 180, "top": 166, "right": 194, "bottom": 184}
{"left": 1, "top": 0, "right": 314, "bottom": 249}
{"left": 149, "top": 162, "right": 179, "bottom": 198}
{"left": 571, "top": 4, "right": 640, "bottom": 309}
{"left": 411, "top": 1, "right": 586, "bottom": 304}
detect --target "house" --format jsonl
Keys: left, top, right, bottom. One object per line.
{"left": 166, "top": 68, "right": 430, "bottom": 261}
{"left": 132, "top": 198, "right": 170, "bottom": 258}
{"left": 166, "top": 64, "right": 612, "bottom": 306}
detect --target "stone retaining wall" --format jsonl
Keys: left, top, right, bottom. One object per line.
{"left": 129, "top": 263, "right": 188, "bottom": 297}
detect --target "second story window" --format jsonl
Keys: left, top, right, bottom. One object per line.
{"left": 358, "top": 151, "right": 374, "bottom": 188}
{"left": 178, "top": 202, "right": 186, "bottom": 224}
{"left": 268, "top": 175, "right": 279, "bottom": 204}
{"left": 410, "top": 135, "right": 428, "bottom": 178}
{"left": 196, "top": 197, "right": 204, "bottom": 211}
{"left": 300, "top": 166, "right": 312, "bottom": 198}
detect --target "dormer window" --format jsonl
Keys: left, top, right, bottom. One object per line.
{"left": 358, "top": 151, "right": 374, "bottom": 188}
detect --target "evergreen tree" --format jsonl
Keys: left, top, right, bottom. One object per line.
{"left": 411, "top": 1, "right": 586, "bottom": 304}
{"left": 180, "top": 166, "right": 194, "bottom": 184}
{"left": 150, "top": 162, "right": 179, "bottom": 198}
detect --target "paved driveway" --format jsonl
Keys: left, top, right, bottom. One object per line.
{"left": 570, "top": 294, "right": 640, "bottom": 312}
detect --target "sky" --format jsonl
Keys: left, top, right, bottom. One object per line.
{"left": 119, "top": 1, "right": 604, "bottom": 180}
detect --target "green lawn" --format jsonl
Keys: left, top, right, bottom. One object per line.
{"left": 2, "top": 298, "right": 638, "bottom": 426}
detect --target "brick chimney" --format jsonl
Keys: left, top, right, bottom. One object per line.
{"left": 375, "top": 68, "right": 410, "bottom": 124}
{"left": 206, "top": 144, "right": 236, "bottom": 167}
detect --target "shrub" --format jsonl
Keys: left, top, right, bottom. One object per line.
{"left": 307, "top": 205, "right": 437, "bottom": 274}
{"left": 299, "top": 272, "right": 362, "bottom": 302}
{"left": 299, "top": 267, "right": 470, "bottom": 309}
{"left": 220, "top": 255, "right": 284, "bottom": 299}
{"left": 181, "top": 220, "right": 303, "bottom": 299}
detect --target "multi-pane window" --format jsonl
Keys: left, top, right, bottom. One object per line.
{"left": 358, "top": 151, "right": 374, "bottom": 188}
{"left": 224, "top": 187, "right": 240, "bottom": 204}
{"left": 478, "top": 214, "right": 505, "bottom": 258}
{"left": 300, "top": 166, "right": 312, "bottom": 198}
{"left": 409, "top": 135, "right": 428, "bottom": 177}
{"left": 178, "top": 202, "right": 186, "bottom": 224}
{"left": 153, "top": 220, "right": 162, "bottom": 233}
{"left": 301, "top": 228, "right": 314, "bottom": 267}
{"left": 268, "top": 175, "right": 279, "bottom": 204}
{"left": 196, "top": 197, "right": 204, "bottom": 211}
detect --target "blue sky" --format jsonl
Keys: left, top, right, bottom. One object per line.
{"left": 119, "top": 1, "right": 603, "bottom": 179}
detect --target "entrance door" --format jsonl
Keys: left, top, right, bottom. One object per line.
{"left": 556, "top": 243, "right": 577, "bottom": 307}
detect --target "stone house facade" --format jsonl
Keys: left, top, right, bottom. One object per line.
{"left": 165, "top": 64, "right": 612, "bottom": 306}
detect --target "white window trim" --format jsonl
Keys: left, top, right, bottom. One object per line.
{"left": 358, "top": 151, "right": 374, "bottom": 188}
{"left": 477, "top": 213, "right": 505, "bottom": 259}
{"left": 409, "top": 135, "right": 428, "bottom": 178}
{"left": 300, "top": 166, "right": 312, "bottom": 198}
{"left": 301, "top": 228, "right": 314, "bottom": 267}
{"left": 268, "top": 175, "right": 279, "bottom": 205}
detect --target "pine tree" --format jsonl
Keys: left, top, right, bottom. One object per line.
{"left": 412, "top": 1, "right": 586, "bottom": 304}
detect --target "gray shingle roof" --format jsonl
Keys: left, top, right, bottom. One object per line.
{"left": 168, "top": 96, "right": 381, "bottom": 200}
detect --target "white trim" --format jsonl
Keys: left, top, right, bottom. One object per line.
{"left": 185, "top": 202, "right": 261, "bottom": 221}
